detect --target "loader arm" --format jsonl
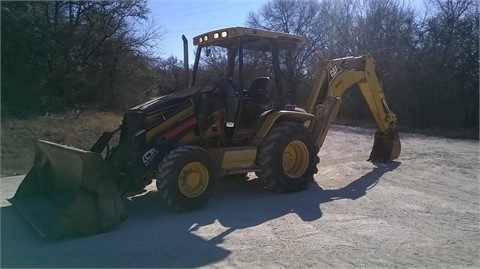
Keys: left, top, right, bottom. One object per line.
{"left": 306, "top": 54, "right": 400, "bottom": 161}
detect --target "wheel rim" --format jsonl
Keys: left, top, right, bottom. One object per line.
{"left": 282, "top": 140, "right": 309, "bottom": 178}
{"left": 178, "top": 162, "right": 209, "bottom": 198}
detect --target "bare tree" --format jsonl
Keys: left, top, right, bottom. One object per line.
{"left": 247, "top": 0, "right": 333, "bottom": 103}
{"left": 412, "top": 0, "right": 479, "bottom": 129}
{"left": 241, "top": 0, "right": 478, "bottom": 136}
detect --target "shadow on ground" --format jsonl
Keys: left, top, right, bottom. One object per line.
{"left": 1, "top": 162, "right": 399, "bottom": 268}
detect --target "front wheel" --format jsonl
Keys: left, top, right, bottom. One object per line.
{"left": 156, "top": 145, "right": 218, "bottom": 211}
{"left": 256, "top": 122, "right": 319, "bottom": 193}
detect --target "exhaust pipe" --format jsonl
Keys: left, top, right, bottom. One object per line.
{"left": 182, "top": 35, "right": 190, "bottom": 87}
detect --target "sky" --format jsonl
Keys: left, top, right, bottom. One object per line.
{"left": 147, "top": 0, "right": 427, "bottom": 61}
{"left": 148, "top": 0, "right": 268, "bottom": 60}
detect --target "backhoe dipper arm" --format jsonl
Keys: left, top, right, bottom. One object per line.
{"left": 306, "top": 54, "right": 400, "bottom": 161}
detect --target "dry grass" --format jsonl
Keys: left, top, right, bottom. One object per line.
{"left": 1, "top": 110, "right": 122, "bottom": 177}
{"left": 2, "top": 109, "right": 476, "bottom": 178}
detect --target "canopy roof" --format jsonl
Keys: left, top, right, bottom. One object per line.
{"left": 193, "top": 27, "right": 306, "bottom": 51}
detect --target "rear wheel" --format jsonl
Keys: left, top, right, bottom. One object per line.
{"left": 256, "top": 122, "right": 319, "bottom": 192}
{"left": 156, "top": 145, "right": 218, "bottom": 211}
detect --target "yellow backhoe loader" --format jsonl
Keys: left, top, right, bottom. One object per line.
{"left": 9, "top": 27, "right": 400, "bottom": 238}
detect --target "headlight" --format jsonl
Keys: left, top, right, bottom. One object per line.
{"left": 221, "top": 31, "right": 228, "bottom": 37}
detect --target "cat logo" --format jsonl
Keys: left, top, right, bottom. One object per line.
{"left": 142, "top": 148, "right": 158, "bottom": 167}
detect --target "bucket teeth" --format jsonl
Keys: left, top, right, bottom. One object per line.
{"left": 368, "top": 130, "right": 401, "bottom": 162}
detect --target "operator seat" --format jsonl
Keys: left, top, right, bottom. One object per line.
{"left": 245, "top": 77, "right": 270, "bottom": 100}
{"left": 240, "top": 77, "right": 270, "bottom": 129}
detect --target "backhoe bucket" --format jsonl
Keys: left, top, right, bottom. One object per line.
{"left": 368, "top": 130, "right": 401, "bottom": 162}
{"left": 8, "top": 140, "right": 126, "bottom": 238}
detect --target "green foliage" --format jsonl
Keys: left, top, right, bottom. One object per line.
{"left": 1, "top": 0, "right": 162, "bottom": 116}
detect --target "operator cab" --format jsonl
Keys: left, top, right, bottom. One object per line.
{"left": 190, "top": 27, "right": 306, "bottom": 141}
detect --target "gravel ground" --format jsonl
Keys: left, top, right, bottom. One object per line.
{"left": 1, "top": 125, "right": 479, "bottom": 268}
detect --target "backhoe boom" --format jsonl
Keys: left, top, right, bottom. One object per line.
{"left": 306, "top": 54, "right": 400, "bottom": 161}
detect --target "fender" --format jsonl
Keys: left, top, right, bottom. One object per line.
{"left": 252, "top": 109, "right": 315, "bottom": 145}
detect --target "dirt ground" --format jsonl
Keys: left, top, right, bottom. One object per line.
{"left": 1, "top": 125, "right": 479, "bottom": 268}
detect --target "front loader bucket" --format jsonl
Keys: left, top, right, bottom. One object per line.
{"left": 368, "top": 130, "right": 401, "bottom": 162}
{"left": 8, "top": 140, "right": 126, "bottom": 238}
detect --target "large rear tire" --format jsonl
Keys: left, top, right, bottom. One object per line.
{"left": 156, "top": 145, "right": 218, "bottom": 211}
{"left": 256, "top": 122, "right": 319, "bottom": 193}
